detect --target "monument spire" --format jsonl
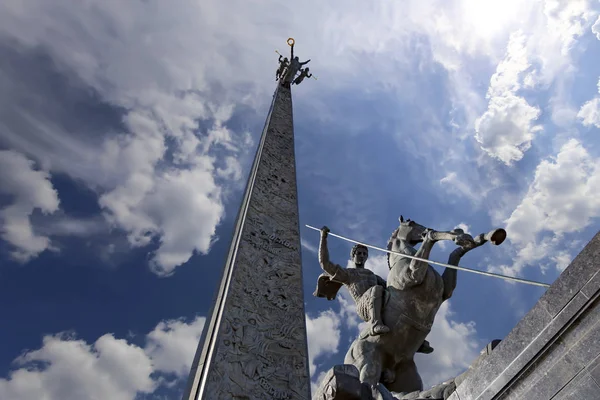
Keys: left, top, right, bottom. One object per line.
{"left": 183, "top": 39, "right": 311, "bottom": 400}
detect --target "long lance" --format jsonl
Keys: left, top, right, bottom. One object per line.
{"left": 305, "top": 225, "right": 551, "bottom": 288}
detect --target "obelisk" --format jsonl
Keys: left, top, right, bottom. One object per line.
{"left": 183, "top": 39, "right": 311, "bottom": 400}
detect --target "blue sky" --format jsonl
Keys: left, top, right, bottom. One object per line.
{"left": 1, "top": 0, "right": 600, "bottom": 398}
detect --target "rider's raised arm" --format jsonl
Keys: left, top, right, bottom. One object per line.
{"left": 300, "top": 59, "right": 311, "bottom": 66}
{"left": 319, "top": 229, "right": 348, "bottom": 282}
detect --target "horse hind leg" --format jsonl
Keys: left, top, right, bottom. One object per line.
{"left": 385, "top": 359, "right": 423, "bottom": 393}
{"left": 344, "top": 339, "right": 383, "bottom": 387}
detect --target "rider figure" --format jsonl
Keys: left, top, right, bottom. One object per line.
{"left": 276, "top": 55, "right": 289, "bottom": 81}
{"left": 284, "top": 56, "right": 310, "bottom": 83}
{"left": 293, "top": 67, "right": 312, "bottom": 85}
{"left": 318, "top": 226, "right": 390, "bottom": 336}
{"left": 315, "top": 226, "right": 434, "bottom": 352}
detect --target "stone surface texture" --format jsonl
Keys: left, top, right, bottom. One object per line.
{"left": 183, "top": 84, "right": 310, "bottom": 399}
{"left": 311, "top": 364, "right": 458, "bottom": 400}
{"left": 312, "top": 340, "right": 501, "bottom": 400}
{"left": 448, "top": 231, "right": 600, "bottom": 400}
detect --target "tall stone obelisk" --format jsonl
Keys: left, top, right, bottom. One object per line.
{"left": 183, "top": 40, "right": 311, "bottom": 400}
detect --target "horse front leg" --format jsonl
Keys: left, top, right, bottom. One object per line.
{"left": 405, "top": 230, "right": 438, "bottom": 284}
{"left": 441, "top": 228, "right": 506, "bottom": 301}
{"left": 429, "top": 230, "right": 475, "bottom": 248}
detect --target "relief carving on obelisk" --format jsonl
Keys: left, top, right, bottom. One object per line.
{"left": 202, "top": 83, "right": 310, "bottom": 399}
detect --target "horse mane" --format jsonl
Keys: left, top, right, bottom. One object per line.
{"left": 386, "top": 227, "right": 399, "bottom": 269}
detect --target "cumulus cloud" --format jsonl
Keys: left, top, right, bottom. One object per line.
{"left": 0, "top": 316, "right": 205, "bottom": 400}
{"left": 306, "top": 310, "right": 342, "bottom": 378}
{"left": 578, "top": 98, "right": 600, "bottom": 127}
{"left": 0, "top": 2, "right": 255, "bottom": 273}
{"left": 506, "top": 139, "right": 600, "bottom": 242}
{"left": 475, "top": 31, "right": 541, "bottom": 165}
{"left": 0, "top": 0, "right": 595, "bottom": 279}
{"left": 99, "top": 155, "right": 225, "bottom": 276}
{"left": 144, "top": 316, "right": 207, "bottom": 377}
{"left": 0, "top": 150, "right": 59, "bottom": 261}
{"left": 92, "top": 105, "right": 243, "bottom": 275}
{"left": 577, "top": 79, "right": 600, "bottom": 128}
{"left": 498, "top": 139, "right": 600, "bottom": 275}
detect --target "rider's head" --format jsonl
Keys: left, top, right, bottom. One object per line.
{"left": 294, "top": 56, "right": 299, "bottom": 61}
{"left": 284, "top": 57, "right": 288, "bottom": 62}
{"left": 305, "top": 67, "right": 310, "bottom": 71}
{"left": 350, "top": 244, "right": 368, "bottom": 268}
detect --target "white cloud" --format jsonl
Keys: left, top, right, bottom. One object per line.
{"left": 543, "top": 0, "right": 598, "bottom": 55}
{"left": 593, "top": 15, "right": 600, "bottom": 40}
{"left": 475, "top": 31, "right": 542, "bottom": 165}
{"left": 0, "top": 334, "right": 156, "bottom": 400}
{"left": 99, "top": 159, "right": 225, "bottom": 276}
{"left": 455, "top": 223, "right": 470, "bottom": 233}
{"left": 506, "top": 139, "right": 600, "bottom": 242}
{"left": 144, "top": 316, "right": 207, "bottom": 377}
{"left": 578, "top": 98, "right": 600, "bottom": 128}
{"left": 0, "top": 150, "right": 59, "bottom": 261}
{"left": 415, "top": 301, "right": 481, "bottom": 388}
{"left": 0, "top": 1, "right": 256, "bottom": 273}
{"left": 305, "top": 310, "right": 341, "bottom": 378}
{"left": 551, "top": 250, "right": 573, "bottom": 272}
{"left": 0, "top": 0, "right": 596, "bottom": 275}
{"left": 440, "top": 172, "right": 480, "bottom": 203}
{"left": 448, "top": 0, "right": 597, "bottom": 166}
{"left": 0, "top": 316, "right": 205, "bottom": 400}
{"left": 35, "top": 216, "right": 108, "bottom": 238}
{"left": 216, "top": 156, "right": 243, "bottom": 181}
{"left": 500, "top": 139, "right": 600, "bottom": 275}
{"left": 577, "top": 79, "right": 600, "bottom": 128}
{"left": 362, "top": 254, "right": 390, "bottom": 281}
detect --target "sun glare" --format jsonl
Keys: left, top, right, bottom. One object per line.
{"left": 463, "top": 0, "right": 522, "bottom": 38}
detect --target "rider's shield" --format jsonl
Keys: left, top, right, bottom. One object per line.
{"left": 313, "top": 273, "right": 343, "bottom": 300}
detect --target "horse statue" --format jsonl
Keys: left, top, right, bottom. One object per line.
{"left": 331, "top": 216, "right": 506, "bottom": 395}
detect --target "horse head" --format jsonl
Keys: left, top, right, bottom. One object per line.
{"left": 386, "top": 216, "right": 429, "bottom": 269}
{"left": 396, "top": 215, "right": 428, "bottom": 245}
